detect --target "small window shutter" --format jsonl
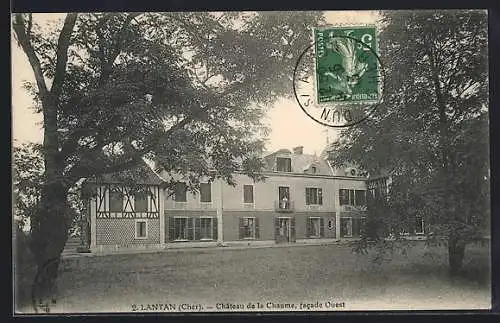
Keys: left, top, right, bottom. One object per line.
{"left": 195, "top": 217, "right": 201, "bottom": 240}
{"left": 139, "top": 222, "right": 146, "bottom": 238}
{"left": 239, "top": 218, "right": 245, "bottom": 240}
{"left": 305, "top": 188, "right": 310, "bottom": 205}
{"left": 274, "top": 217, "right": 280, "bottom": 240}
{"left": 290, "top": 218, "right": 296, "bottom": 242}
{"left": 306, "top": 217, "right": 312, "bottom": 238}
{"left": 200, "top": 183, "right": 211, "bottom": 202}
{"left": 320, "top": 218, "right": 325, "bottom": 237}
{"left": 212, "top": 218, "right": 218, "bottom": 240}
{"left": 168, "top": 217, "right": 175, "bottom": 241}
{"left": 187, "top": 217, "right": 194, "bottom": 240}
{"left": 244, "top": 185, "right": 254, "bottom": 203}
{"left": 318, "top": 189, "right": 323, "bottom": 205}
{"left": 254, "top": 217, "right": 260, "bottom": 239}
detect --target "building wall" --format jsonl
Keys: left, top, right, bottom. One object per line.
{"left": 163, "top": 180, "right": 220, "bottom": 212}
{"left": 91, "top": 173, "right": 368, "bottom": 251}
{"left": 96, "top": 218, "right": 160, "bottom": 245}
{"left": 161, "top": 173, "right": 366, "bottom": 213}
{"left": 221, "top": 173, "right": 365, "bottom": 212}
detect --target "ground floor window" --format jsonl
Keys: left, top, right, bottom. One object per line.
{"left": 169, "top": 216, "right": 217, "bottom": 241}
{"left": 199, "top": 217, "right": 214, "bottom": 240}
{"left": 239, "top": 217, "right": 259, "bottom": 239}
{"left": 307, "top": 217, "right": 324, "bottom": 238}
{"left": 173, "top": 217, "right": 192, "bottom": 241}
{"left": 340, "top": 217, "right": 366, "bottom": 238}
{"left": 135, "top": 220, "right": 147, "bottom": 239}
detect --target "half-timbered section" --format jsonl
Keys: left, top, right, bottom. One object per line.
{"left": 85, "top": 164, "right": 165, "bottom": 253}
{"left": 91, "top": 184, "right": 163, "bottom": 252}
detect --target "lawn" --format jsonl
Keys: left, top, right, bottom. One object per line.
{"left": 15, "top": 241, "right": 491, "bottom": 313}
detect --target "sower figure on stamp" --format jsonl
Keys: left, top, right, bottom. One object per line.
{"left": 323, "top": 37, "right": 368, "bottom": 98}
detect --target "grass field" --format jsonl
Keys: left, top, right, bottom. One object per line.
{"left": 14, "top": 241, "right": 491, "bottom": 313}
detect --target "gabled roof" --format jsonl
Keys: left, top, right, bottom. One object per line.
{"left": 88, "top": 162, "right": 164, "bottom": 185}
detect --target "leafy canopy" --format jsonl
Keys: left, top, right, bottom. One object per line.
{"left": 13, "top": 12, "right": 324, "bottom": 192}
{"left": 329, "top": 10, "right": 489, "bottom": 242}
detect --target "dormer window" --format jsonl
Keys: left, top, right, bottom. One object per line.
{"left": 276, "top": 157, "right": 292, "bottom": 172}
{"left": 311, "top": 166, "right": 317, "bottom": 174}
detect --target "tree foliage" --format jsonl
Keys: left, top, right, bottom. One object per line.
{"left": 12, "top": 11, "right": 324, "bottom": 302}
{"left": 329, "top": 10, "right": 489, "bottom": 273}
{"left": 14, "top": 12, "right": 324, "bottom": 189}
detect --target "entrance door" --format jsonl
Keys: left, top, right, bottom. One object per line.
{"left": 275, "top": 217, "right": 295, "bottom": 243}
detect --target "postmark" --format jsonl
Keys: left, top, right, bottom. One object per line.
{"left": 293, "top": 25, "right": 385, "bottom": 128}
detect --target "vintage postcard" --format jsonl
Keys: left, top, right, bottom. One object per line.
{"left": 12, "top": 10, "right": 490, "bottom": 314}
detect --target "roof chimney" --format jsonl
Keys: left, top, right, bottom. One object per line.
{"left": 293, "top": 146, "right": 304, "bottom": 155}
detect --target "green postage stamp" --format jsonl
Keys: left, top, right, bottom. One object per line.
{"left": 314, "top": 26, "right": 381, "bottom": 104}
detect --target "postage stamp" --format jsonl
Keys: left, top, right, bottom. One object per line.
{"left": 314, "top": 26, "right": 381, "bottom": 104}
{"left": 293, "top": 25, "right": 384, "bottom": 127}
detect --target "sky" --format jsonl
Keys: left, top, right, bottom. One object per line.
{"left": 11, "top": 11, "right": 380, "bottom": 156}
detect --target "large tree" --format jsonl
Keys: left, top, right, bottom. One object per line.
{"left": 12, "top": 12, "right": 323, "bottom": 300}
{"left": 329, "top": 10, "right": 489, "bottom": 275}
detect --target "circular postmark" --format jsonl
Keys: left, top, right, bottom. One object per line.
{"left": 293, "top": 28, "right": 385, "bottom": 128}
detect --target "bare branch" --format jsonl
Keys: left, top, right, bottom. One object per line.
{"left": 12, "top": 13, "right": 49, "bottom": 100}
{"left": 50, "top": 13, "right": 78, "bottom": 100}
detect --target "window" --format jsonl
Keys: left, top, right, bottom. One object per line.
{"left": 340, "top": 217, "right": 365, "bottom": 237}
{"left": 200, "top": 183, "right": 211, "bottom": 202}
{"left": 311, "top": 166, "right": 317, "bottom": 174}
{"left": 306, "top": 188, "right": 323, "bottom": 205}
{"left": 173, "top": 217, "right": 192, "bottom": 240}
{"left": 109, "top": 190, "right": 124, "bottom": 212}
{"left": 340, "top": 218, "right": 353, "bottom": 237}
{"left": 339, "top": 189, "right": 348, "bottom": 206}
{"left": 243, "top": 185, "right": 254, "bottom": 203}
{"left": 339, "top": 189, "right": 366, "bottom": 206}
{"left": 276, "top": 157, "right": 292, "bottom": 172}
{"left": 134, "top": 190, "right": 148, "bottom": 212}
{"left": 135, "top": 220, "right": 147, "bottom": 239}
{"left": 199, "top": 218, "right": 213, "bottom": 240}
{"left": 174, "top": 183, "right": 187, "bottom": 202}
{"left": 240, "top": 217, "right": 259, "bottom": 239}
{"left": 278, "top": 186, "right": 290, "bottom": 209}
{"left": 170, "top": 217, "right": 217, "bottom": 242}
{"left": 349, "top": 190, "right": 355, "bottom": 205}
{"left": 355, "top": 190, "right": 366, "bottom": 206}
{"left": 307, "top": 217, "right": 323, "bottom": 238}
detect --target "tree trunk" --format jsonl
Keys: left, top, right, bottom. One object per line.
{"left": 30, "top": 181, "right": 70, "bottom": 310}
{"left": 448, "top": 236, "right": 466, "bottom": 276}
